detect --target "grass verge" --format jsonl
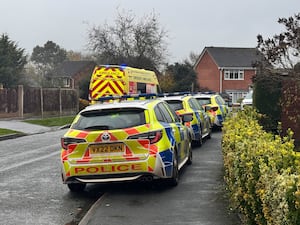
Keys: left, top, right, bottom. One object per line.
{"left": 0, "top": 128, "right": 21, "bottom": 135}
{"left": 24, "top": 116, "right": 75, "bottom": 127}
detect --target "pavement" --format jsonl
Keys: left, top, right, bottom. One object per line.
{"left": 0, "top": 119, "right": 57, "bottom": 140}
{"left": 0, "top": 120, "right": 241, "bottom": 225}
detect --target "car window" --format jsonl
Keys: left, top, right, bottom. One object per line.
{"left": 188, "top": 98, "right": 201, "bottom": 110}
{"left": 154, "top": 105, "right": 165, "bottom": 122}
{"left": 165, "top": 100, "right": 183, "bottom": 111}
{"left": 163, "top": 102, "right": 181, "bottom": 123}
{"left": 158, "top": 102, "right": 174, "bottom": 123}
{"left": 155, "top": 102, "right": 178, "bottom": 123}
{"left": 197, "top": 98, "right": 211, "bottom": 105}
{"left": 71, "top": 108, "right": 145, "bottom": 130}
{"left": 216, "top": 96, "right": 225, "bottom": 105}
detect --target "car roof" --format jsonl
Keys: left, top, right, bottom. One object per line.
{"left": 160, "top": 95, "right": 191, "bottom": 101}
{"left": 82, "top": 99, "right": 159, "bottom": 112}
{"left": 193, "top": 94, "right": 214, "bottom": 98}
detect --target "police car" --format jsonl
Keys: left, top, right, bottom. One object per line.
{"left": 60, "top": 95, "right": 193, "bottom": 192}
{"left": 193, "top": 93, "right": 229, "bottom": 128}
{"left": 159, "top": 93, "right": 212, "bottom": 146}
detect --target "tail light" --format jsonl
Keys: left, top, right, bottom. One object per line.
{"left": 128, "top": 130, "right": 163, "bottom": 144}
{"left": 210, "top": 106, "right": 218, "bottom": 112}
{"left": 61, "top": 137, "right": 86, "bottom": 150}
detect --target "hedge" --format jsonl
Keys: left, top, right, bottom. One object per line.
{"left": 222, "top": 108, "right": 300, "bottom": 225}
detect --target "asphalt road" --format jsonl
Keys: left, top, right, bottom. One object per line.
{"left": 0, "top": 129, "right": 102, "bottom": 225}
{"left": 79, "top": 131, "right": 241, "bottom": 225}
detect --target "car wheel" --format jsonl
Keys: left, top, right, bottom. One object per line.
{"left": 207, "top": 123, "right": 212, "bottom": 139}
{"left": 187, "top": 138, "right": 192, "bottom": 165}
{"left": 168, "top": 150, "right": 179, "bottom": 186}
{"left": 67, "top": 183, "right": 86, "bottom": 192}
{"left": 197, "top": 125, "right": 203, "bottom": 146}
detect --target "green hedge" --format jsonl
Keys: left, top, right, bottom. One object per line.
{"left": 254, "top": 77, "right": 282, "bottom": 133}
{"left": 222, "top": 108, "right": 300, "bottom": 225}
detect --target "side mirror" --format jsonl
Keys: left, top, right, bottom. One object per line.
{"left": 205, "top": 105, "right": 218, "bottom": 112}
{"left": 180, "top": 113, "right": 193, "bottom": 124}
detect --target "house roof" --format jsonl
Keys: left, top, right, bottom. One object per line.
{"left": 53, "top": 61, "right": 96, "bottom": 77}
{"left": 195, "top": 47, "right": 263, "bottom": 69}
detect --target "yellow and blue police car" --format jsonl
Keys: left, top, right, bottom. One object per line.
{"left": 159, "top": 93, "right": 212, "bottom": 146}
{"left": 193, "top": 93, "right": 229, "bottom": 128}
{"left": 60, "top": 95, "right": 192, "bottom": 192}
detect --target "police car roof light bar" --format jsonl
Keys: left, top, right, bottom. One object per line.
{"left": 158, "top": 91, "right": 192, "bottom": 97}
{"left": 96, "top": 93, "right": 157, "bottom": 102}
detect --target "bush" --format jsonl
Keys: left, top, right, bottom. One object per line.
{"left": 222, "top": 108, "right": 300, "bottom": 225}
{"left": 254, "top": 77, "right": 282, "bottom": 133}
{"left": 79, "top": 98, "right": 89, "bottom": 111}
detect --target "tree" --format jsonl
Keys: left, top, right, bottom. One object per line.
{"left": 31, "top": 41, "right": 67, "bottom": 82}
{"left": 161, "top": 62, "right": 197, "bottom": 92}
{"left": 255, "top": 13, "right": 300, "bottom": 135}
{"left": 184, "top": 51, "right": 199, "bottom": 67}
{"left": 158, "top": 71, "right": 176, "bottom": 92}
{"left": 257, "top": 13, "right": 300, "bottom": 69}
{"left": 0, "top": 34, "right": 27, "bottom": 87}
{"left": 87, "top": 9, "right": 168, "bottom": 71}
{"left": 66, "top": 50, "right": 94, "bottom": 61}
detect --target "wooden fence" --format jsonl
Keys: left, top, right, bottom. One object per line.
{"left": 0, "top": 85, "right": 79, "bottom": 119}
{"left": 281, "top": 79, "right": 300, "bottom": 147}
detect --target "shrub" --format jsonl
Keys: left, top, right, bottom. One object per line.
{"left": 222, "top": 108, "right": 300, "bottom": 225}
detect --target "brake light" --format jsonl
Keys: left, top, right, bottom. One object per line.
{"left": 210, "top": 106, "right": 218, "bottom": 112}
{"left": 128, "top": 130, "right": 163, "bottom": 144}
{"left": 61, "top": 137, "right": 86, "bottom": 150}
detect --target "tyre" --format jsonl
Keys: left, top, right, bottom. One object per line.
{"left": 187, "top": 139, "right": 192, "bottom": 165}
{"left": 207, "top": 123, "right": 212, "bottom": 139}
{"left": 67, "top": 183, "right": 86, "bottom": 192}
{"left": 197, "top": 125, "right": 203, "bottom": 147}
{"left": 167, "top": 150, "right": 179, "bottom": 186}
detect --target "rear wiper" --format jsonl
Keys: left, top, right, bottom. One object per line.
{"left": 83, "top": 125, "right": 110, "bottom": 130}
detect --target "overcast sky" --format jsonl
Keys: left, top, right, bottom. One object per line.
{"left": 1, "top": 0, "right": 299, "bottom": 63}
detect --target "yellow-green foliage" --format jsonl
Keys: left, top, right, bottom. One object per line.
{"left": 79, "top": 98, "right": 90, "bottom": 111}
{"left": 222, "top": 108, "right": 300, "bottom": 225}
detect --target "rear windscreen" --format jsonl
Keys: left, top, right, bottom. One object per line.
{"left": 165, "top": 100, "right": 183, "bottom": 111}
{"left": 71, "top": 108, "right": 146, "bottom": 130}
{"left": 196, "top": 98, "right": 211, "bottom": 106}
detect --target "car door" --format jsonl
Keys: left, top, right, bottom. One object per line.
{"left": 155, "top": 102, "right": 188, "bottom": 164}
{"left": 191, "top": 98, "right": 211, "bottom": 135}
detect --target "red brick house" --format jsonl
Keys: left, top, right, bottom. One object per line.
{"left": 194, "top": 47, "right": 262, "bottom": 103}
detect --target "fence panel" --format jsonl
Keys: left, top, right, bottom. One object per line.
{"left": 23, "top": 87, "right": 41, "bottom": 115}
{"left": 0, "top": 87, "right": 19, "bottom": 117}
{"left": 61, "top": 89, "right": 79, "bottom": 114}
{"left": 42, "top": 88, "right": 60, "bottom": 112}
{"left": 0, "top": 86, "right": 79, "bottom": 119}
{"left": 281, "top": 79, "right": 300, "bottom": 147}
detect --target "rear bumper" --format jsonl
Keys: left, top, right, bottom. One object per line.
{"left": 61, "top": 155, "right": 170, "bottom": 184}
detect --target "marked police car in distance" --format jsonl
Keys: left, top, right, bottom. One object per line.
{"left": 193, "top": 93, "right": 229, "bottom": 128}
{"left": 159, "top": 93, "right": 212, "bottom": 147}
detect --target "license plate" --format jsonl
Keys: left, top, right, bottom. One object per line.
{"left": 90, "top": 143, "right": 124, "bottom": 154}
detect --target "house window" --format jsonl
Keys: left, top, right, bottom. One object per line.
{"left": 224, "top": 69, "right": 244, "bottom": 80}
{"left": 63, "top": 78, "right": 71, "bottom": 88}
